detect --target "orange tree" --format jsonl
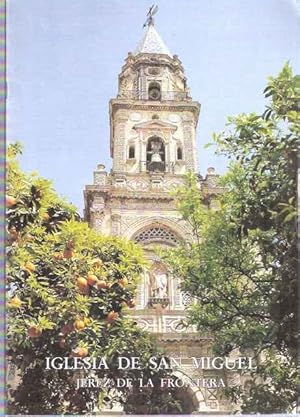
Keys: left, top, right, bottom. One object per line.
{"left": 6, "top": 143, "right": 181, "bottom": 414}
{"left": 163, "top": 65, "right": 299, "bottom": 412}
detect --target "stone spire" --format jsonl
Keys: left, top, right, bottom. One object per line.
{"left": 134, "top": 24, "right": 172, "bottom": 57}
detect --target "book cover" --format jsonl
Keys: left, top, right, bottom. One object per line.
{"left": 6, "top": 1, "right": 299, "bottom": 415}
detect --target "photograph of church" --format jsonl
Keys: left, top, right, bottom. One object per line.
{"left": 6, "top": 1, "right": 298, "bottom": 415}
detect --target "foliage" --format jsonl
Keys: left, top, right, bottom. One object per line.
{"left": 164, "top": 64, "right": 299, "bottom": 412}
{"left": 6, "top": 143, "right": 181, "bottom": 415}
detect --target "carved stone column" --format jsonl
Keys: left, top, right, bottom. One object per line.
{"left": 90, "top": 196, "right": 106, "bottom": 231}
{"left": 113, "top": 111, "right": 128, "bottom": 172}
{"left": 182, "top": 118, "right": 197, "bottom": 171}
{"left": 111, "top": 213, "right": 121, "bottom": 236}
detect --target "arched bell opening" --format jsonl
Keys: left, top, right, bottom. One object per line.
{"left": 177, "top": 146, "right": 183, "bottom": 160}
{"left": 148, "top": 81, "right": 161, "bottom": 100}
{"left": 128, "top": 144, "right": 135, "bottom": 159}
{"left": 146, "top": 136, "right": 165, "bottom": 172}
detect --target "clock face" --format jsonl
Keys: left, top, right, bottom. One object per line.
{"left": 149, "top": 87, "right": 161, "bottom": 100}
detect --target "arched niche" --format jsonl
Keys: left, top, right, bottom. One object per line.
{"left": 177, "top": 146, "right": 183, "bottom": 160}
{"left": 124, "top": 217, "right": 189, "bottom": 243}
{"left": 146, "top": 136, "right": 165, "bottom": 172}
{"left": 131, "top": 223, "right": 184, "bottom": 310}
{"left": 128, "top": 144, "right": 135, "bottom": 159}
{"left": 171, "top": 370, "right": 206, "bottom": 413}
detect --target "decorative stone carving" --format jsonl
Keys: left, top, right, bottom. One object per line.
{"left": 134, "top": 226, "right": 180, "bottom": 246}
{"left": 113, "top": 178, "right": 127, "bottom": 188}
{"left": 205, "top": 167, "right": 218, "bottom": 187}
{"left": 111, "top": 214, "right": 121, "bottom": 236}
{"left": 111, "top": 199, "right": 176, "bottom": 210}
{"left": 91, "top": 196, "right": 105, "bottom": 211}
{"left": 164, "top": 178, "right": 185, "bottom": 189}
{"left": 150, "top": 176, "right": 164, "bottom": 189}
{"left": 146, "top": 66, "right": 162, "bottom": 76}
{"left": 169, "top": 319, "right": 187, "bottom": 333}
{"left": 168, "top": 114, "right": 181, "bottom": 123}
{"left": 91, "top": 212, "right": 105, "bottom": 231}
{"left": 93, "top": 164, "right": 107, "bottom": 185}
{"left": 182, "top": 118, "right": 197, "bottom": 170}
{"left": 94, "top": 173, "right": 106, "bottom": 185}
{"left": 129, "top": 112, "right": 142, "bottom": 121}
{"left": 126, "top": 178, "right": 149, "bottom": 190}
{"left": 135, "top": 319, "right": 153, "bottom": 331}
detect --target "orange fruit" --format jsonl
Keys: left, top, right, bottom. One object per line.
{"left": 83, "top": 317, "right": 90, "bottom": 325}
{"left": 78, "top": 347, "right": 88, "bottom": 357}
{"left": 76, "top": 277, "right": 89, "bottom": 295}
{"left": 6, "top": 195, "right": 17, "bottom": 208}
{"left": 106, "top": 311, "right": 119, "bottom": 323}
{"left": 97, "top": 280, "right": 107, "bottom": 290}
{"left": 8, "top": 296, "right": 22, "bottom": 309}
{"left": 25, "top": 261, "right": 36, "bottom": 273}
{"left": 74, "top": 319, "right": 85, "bottom": 331}
{"left": 119, "top": 277, "right": 129, "bottom": 287}
{"left": 127, "top": 299, "right": 136, "bottom": 309}
{"left": 87, "top": 274, "right": 98, "bottom": 286}
{"left": 53, "top": 252, "right": 64, "bottom": 260}
{"left": 63, "top": 249, "right": 73, "bottom": 259}
{"left": 76, "top": 277, "right": 88, "bottom": 288}
{"left": 42, "top": 213, "right": 50, "bottom": 221}
{"left": 8, "top": 227, "right": 20, "bottom": 241}
{"left": 27, "top": 326, "right": 42, "bottom": 338}
{"left": 72, "top": 346, "right": 88, "bottom": 358}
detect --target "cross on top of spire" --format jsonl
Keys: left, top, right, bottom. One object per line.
{"left": 143, "top": 4, "right": 158, "bottom": 28}
{"left": 135, "top": 6, "right": 172, "bottom": 56}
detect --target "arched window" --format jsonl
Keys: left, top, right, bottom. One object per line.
{"left": 177, "top": 146, "right": 183, "bottom": 160}
{"left": 134, "top": 226, "right": 180, "bottom": 246}
{"left": 148, "top": 81, "right": 161, "bottom": 101}
{"left": 146, "top": 136, "right": 165, "bottom": 172}
{"left": 128, "top": 144, "right": 135, "bottom": 159}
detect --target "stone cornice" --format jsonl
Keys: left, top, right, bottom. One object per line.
{"left": 120, "top": 52, "right": 185, "bottom": 77}
{"left": 110, "top": 99, "right": 200, "bottom": 120}
{"left": 85, "top": 187, "right": 175, "bottom": 201}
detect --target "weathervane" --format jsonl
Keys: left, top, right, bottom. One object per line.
{"left": 143, "top": 4, "right": 158, "bottom": 28}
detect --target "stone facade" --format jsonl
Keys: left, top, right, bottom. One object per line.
{"left": 84, "top": 22, "right": 235, "bottom": 414}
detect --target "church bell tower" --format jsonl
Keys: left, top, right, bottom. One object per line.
{"left": 110, "top": 21, "right": 200, "bottom": 177}
{"left": 84, "top": 15, "right": 232, "bottom": 414}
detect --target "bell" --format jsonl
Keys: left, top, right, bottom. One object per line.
{"left": 151, "top": 152, "right": 162, "bottom": 162}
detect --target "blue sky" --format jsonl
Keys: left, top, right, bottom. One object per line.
{"left": 7, "top": 0, "right": 300, "bottom": 213}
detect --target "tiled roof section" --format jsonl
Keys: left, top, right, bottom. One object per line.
{"left": 134, "top": 24, "right": 172, "bottom": 56}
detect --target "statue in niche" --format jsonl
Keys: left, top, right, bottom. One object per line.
{"left": 149, "top": 263, "right": 168, "bottom": 298}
